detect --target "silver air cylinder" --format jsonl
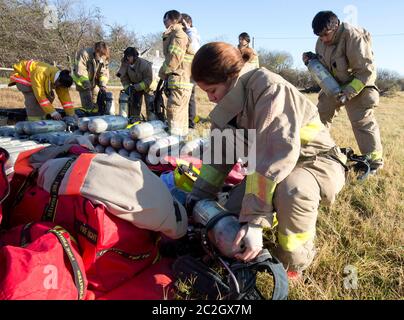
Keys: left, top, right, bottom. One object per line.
{"left": 306, "top": 58, "right": 341, "bottom": 98}
{"left": 23, "top": 120, "right": 67, "bottom": 135}
{"left": 119, "top": 91, "right": 129, "bottom": 118}
{"left": 130, "top": 120, "right": 166, "bottom": 140}
{"left": 193, "top": 200, "right": 244, "bottom": 258}
{"left": 88, "top": 116, "right": 128, "bottom": 134}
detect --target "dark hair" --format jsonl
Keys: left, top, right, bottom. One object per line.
{"left": 94, "top": 41, "right": 110, "bottom": 60}
{"left": 124, "top": 47, "right": 139, "bottom": 59}
{"left": 192, "top": 42, "right": 245, "bottom": 85}
{"left": 312, "top": 11, "right": 340, "bottom": 36}
{"left": 163, "top": 10, "right": 182, "bottom": 23}
{"left": 58, "top": 70, "right": 73, "bottom": 87}
{"left": 181, "top": 13, "right": 193, "bottom": 27}
{"left": 239, "top": 32, "right": 251, "bottom": 43}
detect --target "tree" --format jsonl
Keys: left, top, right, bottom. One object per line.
{"left": 257, "top": 49, "right": 293, "bottom": 74}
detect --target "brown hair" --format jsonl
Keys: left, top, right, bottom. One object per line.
{"left": 192, "top": 42, "right": 246, "bottom": 84}
{"left": 239, "top": 47, "right": 255, "bottom": 63}
{"left": 94, "top": 41, "right": 110, "bottom": 61}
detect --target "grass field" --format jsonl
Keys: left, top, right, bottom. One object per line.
{"left": 0, "top": 86, "right": 403, "bottom": 300}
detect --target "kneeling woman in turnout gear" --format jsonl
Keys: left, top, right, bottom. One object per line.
{"left": 188, "top": 42, "right": 346, "bottom": 276}
{"left": 73, "top": 41, "right": 110, "bottom": 113}
{"left": 159, "top": 10, "right": 194, "bottom": 136}
{"left": 9, "top": 60, "right": 76, "bottom": 121}
{"left": 117, "top": 47, "right": 154, "bottom": 121}
{"left": 303, "top": 11, "right": 383, "bottom": 174}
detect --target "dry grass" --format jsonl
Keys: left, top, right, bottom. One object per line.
{"left": 0, "top": 87, "right": 123, "bottom": 114}
{"left": 1, "top": 86, "right": 403, "bottom": 300}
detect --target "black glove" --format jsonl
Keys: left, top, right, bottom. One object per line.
{"left": 302, "top": 52, "right": 318, "bottom": 65}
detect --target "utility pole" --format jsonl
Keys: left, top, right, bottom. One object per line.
{"left": 252, "top": 37, "right": 255, "bottom": 49}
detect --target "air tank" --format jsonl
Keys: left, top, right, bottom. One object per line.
{"left": 88, "top": 116, "right": 128, "bottom": 134}
{"left": 192, "top": 200, "right": 244, "bottom": 259}
{"left": 110, "top": 131, "right": 131, "bottom": 149}
{"left": 23, "top": 120, "right": 66, "bottom": 135}
{"left": 119, "top": 90, "right": 129, "bottom": 118}
{"left": 122, "top": 136, "right": 136, "bottom": 151}
{"left": 306, "top": 57, "right": 342, "bottom": 98}
{"left": 136, "top": 132, "right": 169, "bottom": 154}
{"left": 180, "top": 138, "right": 210, "bottom": 158}
{"left": 130, "top": 120, "right": 166, "bottom": 140}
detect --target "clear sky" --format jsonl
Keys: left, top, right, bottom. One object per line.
{"left": 84, "top": 0, "right": 404, "bottom": 75}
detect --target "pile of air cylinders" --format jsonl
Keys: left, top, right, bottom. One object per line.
{"left": 75, "top": 116, "right": 210, "bottom": 164}
{"left": 0, "top": 126, "right": 50, "bottom": 175}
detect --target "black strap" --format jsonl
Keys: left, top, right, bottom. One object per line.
{"left": 96, "top": 247, "right": 151, "bottom": 261}
{"left": 230, "top": 249, "right": 289, "bottom": 300}
{"left": 42, "top": 158, "right": 76, "bottom": 222}
{"left": 20, "top": 222, "right": 34, "bottom": 247}
{"left": 48, "top": 227, "right": 86, "bottom": 300}
{"left": 173, "top": 201, "right": 182, "bottom": 223}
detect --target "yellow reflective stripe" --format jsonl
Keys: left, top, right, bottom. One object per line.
{"left": 99, "top": 76, "right": 108, "bottom": 83}
{"left": 245, "top": 172, "right": 277, "bottom": 205}
{"left": 199, "top": 165, "right": 227, "bottom": 188}
{"left": 168, "top": 44, "right": 185, "bottom": 55}
{"left": 28, "top": 116, "right": 44, "bottom": 121}
{"left": 139, "top": 81, "right": 146, "bottom": 91}
{"left": 368, "top": 150, "right": 383, "bottom": 161}
{"left": 300, "top": 118, "right": 324, "bottom": 145}
{"left": 278, "top": 229, "right": 315, "bottom": 252}
{"left": 183, "top": 54, "right": 194, "bottom": 63}
{"left": 348, "top": 78, "right": 365, "bottom": 93}
{"left": 72, "top": 74, "right": 89, "bottom": 86}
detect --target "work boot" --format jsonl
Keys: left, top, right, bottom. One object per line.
{"left": 189, "top": 119, "right": 195, "bottom": 129}
{"left": 369, "top": 158, "right": 384, "bottom": 175}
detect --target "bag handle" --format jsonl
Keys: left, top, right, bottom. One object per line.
{"left": 48, "top": 227, "right": 86, "bottom": 300}
{"left": 42, "top": 157, "right": 76, "bottom": 222}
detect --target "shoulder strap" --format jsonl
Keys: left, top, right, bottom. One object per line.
{"left": 230, "top": 249, "right": 289, "bottom": 300}
{"left": 42, "top": 157, "right": 76, "bottom": 222}
{"left": 48, "top": 227, "right": 86, "bottom": 300}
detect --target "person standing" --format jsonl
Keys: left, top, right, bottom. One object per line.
{"left": 238, "top": 32, "right": 259, "bottom": 69}
{"left": 303, "top": 11, "right": 383, "bottom": 173}
{"left": 159, "top": 10, "right": 194, "bottom": 136}
{"left": 182, "top": 13, "right": 201, "bottom": 129}
{"left": 117, "top": 47, "right": 154, "bottom": 121}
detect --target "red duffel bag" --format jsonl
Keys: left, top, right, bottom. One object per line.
{"left": 4, "top": 145, "right": 186, "bottom": 296}
{"left": 0, "top": 222, "right": 88, "bottom": 300}
{"left": 0, "top": 148, "right": 10, "bottom": 224}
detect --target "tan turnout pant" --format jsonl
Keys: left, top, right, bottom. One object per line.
{"left": 77, "top": 86, "right": 99, "bottom": 112}
{"left": 166, "top": 88, "right": 192, "bottom": 137}
{"left": 318, "top": 87, "right": 383, "bottom": 158}
{"left": 16, "top": 83, "right": 53, "bottom": 121}
{"left": 225, "top": 154, "right": 346, "bottom": 272}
